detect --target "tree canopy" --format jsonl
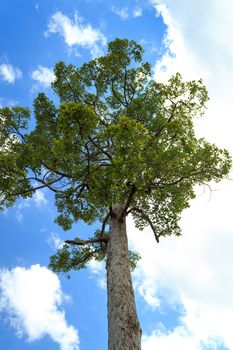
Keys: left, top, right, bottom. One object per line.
{"left": 0, "top": 39, "right": 231, "bottom": 273}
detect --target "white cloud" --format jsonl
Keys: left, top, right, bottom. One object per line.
{"left": 127, "top": 1, "right": 233, "bottom": 348}
{"left": 88, "top": 260, "right": 106, "bottom": 289}
{"left": 48, "top": 232, "right": 64, "bottom": 250}
{"left": 133, "top": 7, "right": 143, "bottom": 18}
{"left": 16, "top": 200, "right": 30, "bottom": 222}
{"left": 31, "top": 66, "right": 55, "bottom": 87}
{"left": 45, "top": 11, "right": 107, "bottom": 58}
{"left": 0, "top": 265, "right": 79, "bottom": 350}
{"left": 142, "top": 327, "right": 201, "bottom": 350}
{"left": 142, "top": 325, "right": 223, "bottom": 350}
{"left": 0, "top": 63, "right": 22, "bottom": 84}
{"left": 15, "top": 191, "right": 48, "bottom": 222}
{"left": 152, "top": 0, "right": 233, "bottom": 150}
{"left": 111, "top": 6, "right": 129, "bottom": 20}
{"left": 15, "top": 211, "right": 23, "bottom": 222}
{"left": 151, "top": 3, "right": 202, "bottom": 82}
{"left": 0, "top": 97, "right": 18, "bottom": 108}
{"left": 33, "top": 190, "right": 48, "bottom": 207}
{"left": 129, "top": 188, "right": 233, "bottom": 348}
{"left": 111, "top": 6, "right": 143, "bottom": 20}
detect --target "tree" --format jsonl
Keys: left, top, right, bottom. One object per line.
{"left": 0, "top": 39, "right": 231, "bottom": 349}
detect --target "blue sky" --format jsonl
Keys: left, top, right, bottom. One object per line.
{"left": 1, "top": 1, "right": 233, "bottom": 349}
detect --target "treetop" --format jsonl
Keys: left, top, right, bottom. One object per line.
{"left": 0, "top": 38, "right": 231, "bottom": 243}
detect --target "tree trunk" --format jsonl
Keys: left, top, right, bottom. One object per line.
{"left": 106, "top": 205, "right": 141, "bottom": 350}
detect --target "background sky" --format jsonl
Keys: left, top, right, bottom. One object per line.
{"left": 0, "top": 1, "right": 233, "bottom": 349}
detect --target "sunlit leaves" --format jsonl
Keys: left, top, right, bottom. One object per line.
{"left": 0, "top": 39, "right": 231, "bottom": 269}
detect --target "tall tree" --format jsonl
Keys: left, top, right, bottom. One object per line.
{"left": 0, "top": 39, "right": 231, "bottom": 349}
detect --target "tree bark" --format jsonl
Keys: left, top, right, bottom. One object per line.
{"left": 106, "top": 204, "right": 141, "bottom": 350}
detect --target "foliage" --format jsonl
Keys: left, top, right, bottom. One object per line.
{"left": 0, "top": 38, "right": 231, "bottom": 272}
{"left": 49, "top": 228, "right": 141, "bottom": 278}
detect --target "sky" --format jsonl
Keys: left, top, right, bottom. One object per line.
{"left": 0, "top": 1, "right": 233, "bottom": 349}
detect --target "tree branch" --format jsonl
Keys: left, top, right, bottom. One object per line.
{"left": 120, "top": 184, "right": 136, "bottom": 220}
{"left": 8, "top": 175, "right": 64, "bottom": 197}
{"left": 72, "top": 248, "right": 103, "bottom": 269}
{"left": 123, "top": 68, "right": 129, "bottom": 105}
{"left": 100, "top": 212, "right": 111, "bottom": 237}
{"left": 128, "top": 207, "right": 160, "bottom": 243}
{"left": 64, "top": 75, "right": 80, "bottom": 103}
{"left": 88, "top": 136, "right": 112, "bottom": 160}
{"left": 111, "top": 81, "right": 127, "bottom": 107}
{"left": 154, "top": 101, "right": 177, "bottom": 138}
{"left": 42, "top": 163, "right": 76, "bottom": 179}
{"left": 33, "top": 177, "right": 64, "bottom": 193}
{"left": 65, "top": 237, "right": 108, "bottom": 246}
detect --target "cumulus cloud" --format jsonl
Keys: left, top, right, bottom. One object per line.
{"left": 126, "top": 1, "right": 233, "bottom": 348}
{"left": 0, "top": 63, "right": 22, "bottom": 84}
{"left": 152, "top": 0, "right": 233, "bottom": 150}
{"left": 142, "top": 326, "right": 202, "bottom": 350}
{"left": 129, "top": 185, "right": 233, "bottom": 349}
{"left": 31, "top": 66, "right": 55, "bottom": 87}
{"left": 45, "top": 11, "right": 107, "bottom": 57}
{"left": 142, "top": 325, "right": 224, "bottom": 350}
{"left": 0, "top": 265, "right": 79, "bottom": 350}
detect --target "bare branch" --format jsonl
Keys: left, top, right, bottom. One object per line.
{"left": 123, "top": 68, "right": 129, "bottom": 105}
{"left": 63, "top": 75, "right": 80, "bottom": 103}
{"left": 11, "top": 125, "right": 28, "bottom": 144}
{"left": 128, "top": 207, "right": 159, "bottom": 243}
{"left": 34, "top": 177, "right": 64, "bottom": 193}
{"left": 120, "top": 184, "right": 136, "bottom": 220}
{"left": 100, "top": 212, "right": 111, "bottom": 237}
{"left": 72, "top": 248, "right": 103, "bottom": 268}
{"left": 111, "top": 80, "right": 127, "bottom": 107}
{"left": 88, "top": 136, "right": 112, "bottom": 160}
{"left": 8, "top": 175, "right": 64, "bottom": 197}
{"left": 42, "top": 163, "right": 75, "bottom": 179}
{"left": 65, "top": 237, "right": 108, "bottom": 246}
{"left": 154, "top": 101, "right": 178, "bottom": 138}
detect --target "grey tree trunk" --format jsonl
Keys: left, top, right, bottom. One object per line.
{"left": 106, "top": 205, "right": 141, "bottom": 350}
